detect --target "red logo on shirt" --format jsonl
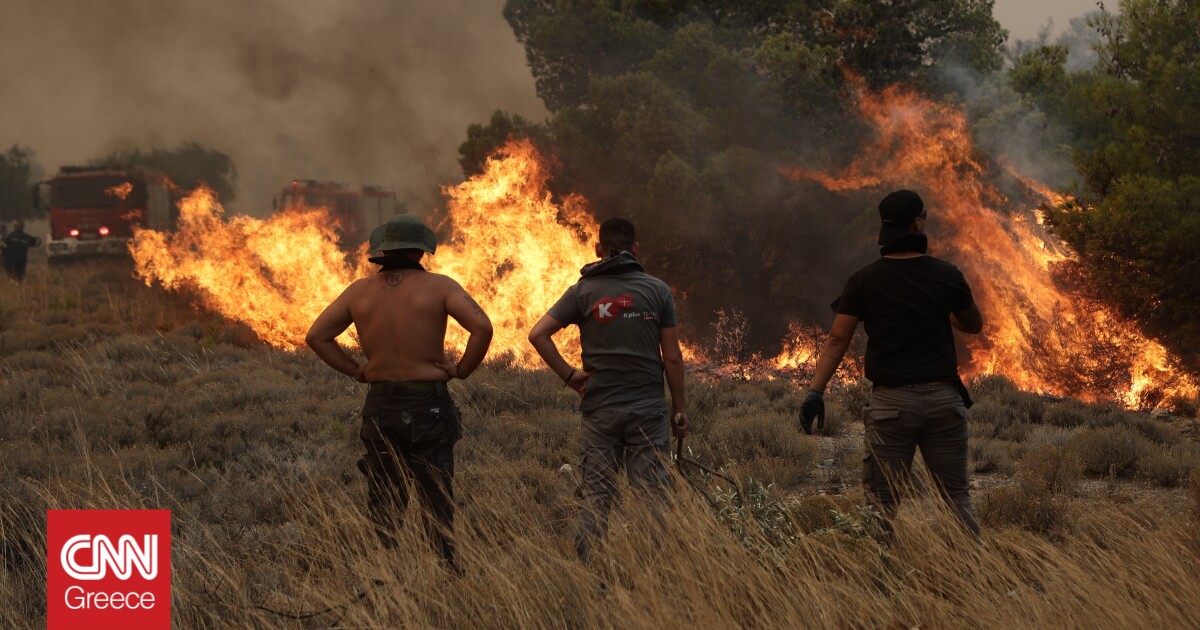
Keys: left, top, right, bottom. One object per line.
{"left": 592, "top": 294, "right": 634, "bottom": 322}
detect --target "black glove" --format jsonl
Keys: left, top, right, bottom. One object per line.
{"left": 800, "top": 388, "right": 825, "bottom": 435}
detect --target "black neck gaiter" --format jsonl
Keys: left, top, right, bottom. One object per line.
{"left": 880, "top": 233, "right": 929, "bottom": 256}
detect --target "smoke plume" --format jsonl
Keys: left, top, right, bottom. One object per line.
{"left": 0, "top": 0, "right": 544, "bottom": 215}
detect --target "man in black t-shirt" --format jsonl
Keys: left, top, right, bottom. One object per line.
{"left": 802, "top": 190, "right": 983, "bottom": 538}
{"left": 528, "top": 217, "right": 688, "bottom": 564}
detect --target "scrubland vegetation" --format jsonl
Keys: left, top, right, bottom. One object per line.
{"left": 2, "top": 261, "right": 1200, "bottom": 628}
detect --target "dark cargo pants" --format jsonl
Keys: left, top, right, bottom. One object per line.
{"left": 358, "top": 382, "right": 461, "bottom": 564}
{"left": 863, "top": 383, "right": 980, "bottom": 538}
{"left": 576, "top": 400, "right": 671, "bottom": 564}
{"left": 4, "top": 256, "right": 27, "bottom": 282}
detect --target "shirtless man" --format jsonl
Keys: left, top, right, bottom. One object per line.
{"left": 306, "top": 214, "right": 493, "bottom": 568}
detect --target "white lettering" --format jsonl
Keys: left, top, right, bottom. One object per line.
{"left": 597, "top": 302, "right": 613, "bottom": 318}
{"left": 65, "top": 585, "right": 85, "bottom": 610}
{"left": 61, "top": 534, "right": 158, "bottom": 580}
{"left": 64, "top": 585, "right": 156, "bottom": 610}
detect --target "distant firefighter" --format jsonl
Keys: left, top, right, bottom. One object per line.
{"left": 3, "top": 221, "right": 42, "bottom": 283}
{"left": 528, "top": 217, "right": 688, "bottom": 565}
{"left": 306, "top": 215, "right": 493, "bottom": 572}
{"left": 803, "top": 190, "right": 984, "bottom": 539}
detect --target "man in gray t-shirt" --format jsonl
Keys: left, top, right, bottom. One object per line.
{"left": 529, "top": 217, "right": 688, "bottom": 564}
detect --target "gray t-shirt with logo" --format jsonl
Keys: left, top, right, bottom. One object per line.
{"left": 547, "top": 254, "right": 677, "bottom": 413}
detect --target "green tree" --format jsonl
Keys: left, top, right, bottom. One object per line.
{"left": 1017, "top": 0, "right": 1200, "bottom": 365}
{"left": 459, "top": 111, "right": 547, "bottom": 176}
{"left": 0, "top": 145, "right": 43, "bottom": 222}
{"left": 833, "top": 0, "right": 1006, "bottom": 88}
{"left": 95, "top": 141, "right": 238, "bottom": 202}
{"left": 471, "top": 1, "right": 1005, "bottom": 347}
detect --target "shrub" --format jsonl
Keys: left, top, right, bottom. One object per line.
{"left": 803, "top": 398, "right": 852, "bottom": 437}
{"left": 1136, "top": 448, "right": 1199, "bottom": 487}
{"left": 709, "top": 413, "right": 819, "bottom": 490}
{"left": 1126, "top": 416, "right": 1181, "bottom": 445}
{"left": 1023, "top": 424, "right": 1076, "bottom": 450}
{"left": 760, "top": 378, "right": 793, "bottom": 403}
{"left": 969, "top": 373, "right": 1019, "bottom": 400}
{"left": 836, "top": 377, "right": 872, "bottom": 415}
{"left": 1042, "top": 400, "right": 1096, "bottom": 428}
{"left": 1085, "top": 410, "right": 1130, "bottom": 430}
{"left": 968, "top": 399, "right": 1030, "bottom": 441}
{"left": 101, "top": 335, "right": 157, "bottom": 364}
{"left": 1167, "top": 395, "right": 1198, "bottom": 418}
{"left": 1, "top": 350, "right": 67, "bottom": 372}
{"left": 1016, "top": 446, "right": 1083, "bottom": 494}
{"left": 451, "top": 367, "right": 574, "bottom": 417}
{"left": 1190, "top": 467, "right": 1200, "bottom": 513}
{"left": 1066, "top": 426, "right": 1154, "bottom": 476}
{"left": 969, "top": 438, "right": 1019, "bottom": 474}
{"left": 970, "top": 375, "right": 1045, "bottom": 423}
{"left": 979, "top": 484, "right": 1072, "bottom": 535}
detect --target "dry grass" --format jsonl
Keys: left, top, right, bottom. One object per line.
{"left": 2, "top": 261, "right": 1200, "bottom": 628}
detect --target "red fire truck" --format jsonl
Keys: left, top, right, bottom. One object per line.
{"left": 32, "top": 166, "right": 176, "bottom": 262}
{"left": 276, "top": 180, "right": 399, "bottom": 245}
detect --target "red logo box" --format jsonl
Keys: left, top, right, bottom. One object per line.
{"left": 47, "top": 510, "right": 171, "bottom": 629}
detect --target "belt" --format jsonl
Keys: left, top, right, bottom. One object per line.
{"left": 875, "top": 381, "right": 956, "bottom": 390}
{"left": 368, "top": 381, "right": 449, "bottom": 395}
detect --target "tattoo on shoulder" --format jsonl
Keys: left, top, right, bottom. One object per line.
{"left": 386, "top": 271, "right": 405, "bottom": 286}
{"left": 461, "top": 291, "right": 485, "bottom": 315}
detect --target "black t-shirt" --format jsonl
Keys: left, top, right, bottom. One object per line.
{"left": 836, "top": 255, "right": 974, "bottom": 388}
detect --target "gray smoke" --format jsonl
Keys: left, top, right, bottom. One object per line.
{"left": 0, "top": 0, "right": 544, "bottom": 215}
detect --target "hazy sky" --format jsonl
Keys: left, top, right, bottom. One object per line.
{"left": 994, "top": 0, "right": 1104, "bottom": 40}
{"left": 1, "top": 0, "right": 1105, "bottom": 215}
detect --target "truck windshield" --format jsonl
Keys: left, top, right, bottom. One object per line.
{"left": 51, "top": 176, "right": 132, "bottom": 208}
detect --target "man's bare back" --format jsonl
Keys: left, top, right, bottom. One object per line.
{"left": 306, "top": 264, "right": 493, "bottom": 383}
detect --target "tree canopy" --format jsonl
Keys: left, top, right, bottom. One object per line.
{"left": 0, "top": 146, "right": 43, "bottom": 223}
{"left": 1002, "top": 0, "right": 1200, "bottom": 366}
{"left": 465, "top": 0, "right": 1006, "bottom": 346}
{"left": 94, "top": 141, "right": 238, "bottom": 203}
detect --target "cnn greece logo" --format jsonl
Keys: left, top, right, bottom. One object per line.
{"left": 61, "top": 533, "right": 158, "bottom": 580}
{"left": 47, "top": 510, "right": 171, "bottom": 629}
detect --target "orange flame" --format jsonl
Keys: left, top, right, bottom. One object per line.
{"left": 129, "top": 186, "right": 359, "bottom": 349}
{"left": 129, "top": 140, "right": 596, "bottom": 366}
{"left": 428, "top": 139, "right": 595, "bottom": 366}
{"left": 782, "top": 83, "right": 1196, "bottom": 407}
{"left": 106, "top": 181, "right": 133, "bottom": 200}
{"left": 773, "top": 321, "right": 862, "bottom": 385}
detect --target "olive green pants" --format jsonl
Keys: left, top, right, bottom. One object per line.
{"left": 863, "top": 383, "right": 979, "bottom": 538}
{"left": 576, "top": 400, "right": 671, "bottom": 564}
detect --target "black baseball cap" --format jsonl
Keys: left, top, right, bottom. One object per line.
{"left": 877, "top": 189, "right": 924, "bottom": 246}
